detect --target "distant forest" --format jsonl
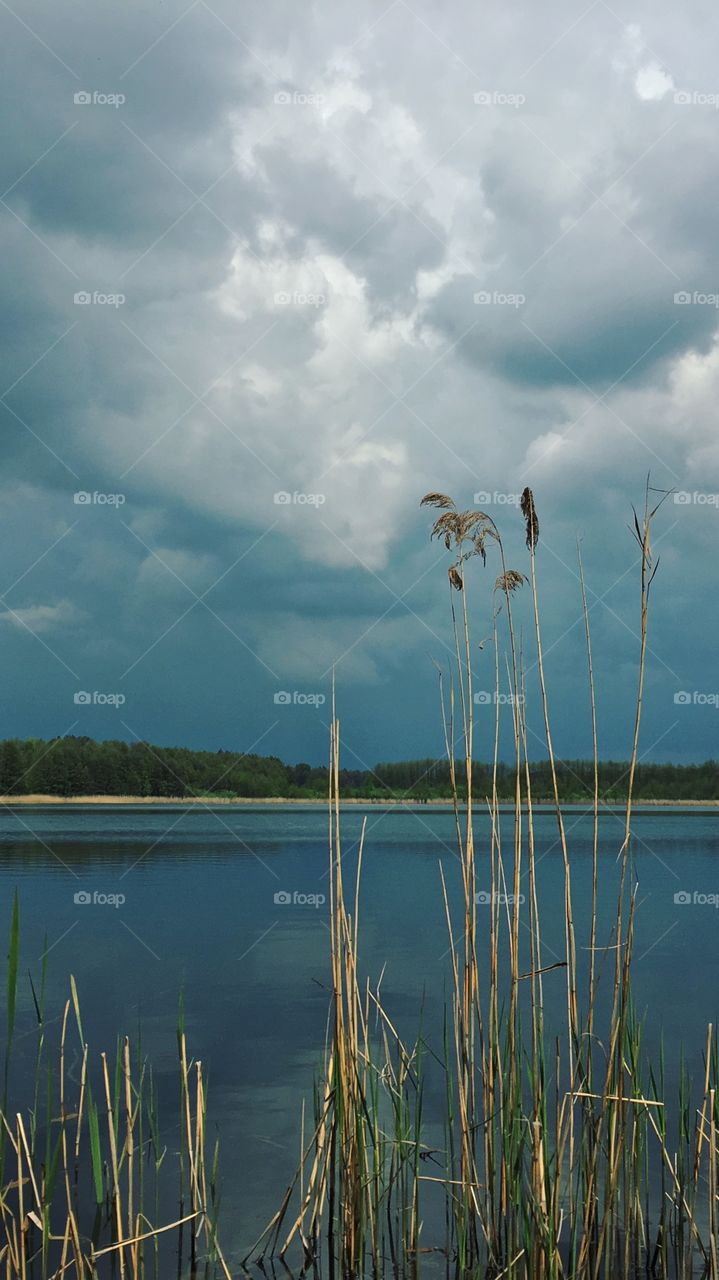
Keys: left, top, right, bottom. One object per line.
{"left": 0, "top": 737, "right": 717, "bottom": 801}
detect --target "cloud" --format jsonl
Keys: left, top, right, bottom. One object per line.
{"left": 634, "top": 64, "right": 675, "bottom": 102}
{"left": 612, "top": 25, "right": 675, "bottom": 101}
{"left": 0, "top": 601, "right": 83, "bottom": 632}
{"left": 0, "top": 0, "right": 718, "bottom": 761}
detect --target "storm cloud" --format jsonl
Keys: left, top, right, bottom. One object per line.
{"left": 1, "top": 0, "right": 717, "bottom": 767}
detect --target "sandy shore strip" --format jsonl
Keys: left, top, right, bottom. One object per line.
{"left": 0, "top": 795, "right": 716, "bottom": 807}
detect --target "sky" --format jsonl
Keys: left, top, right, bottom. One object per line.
{"left": 0, "top": 0, "right": 717, "bottom": 770}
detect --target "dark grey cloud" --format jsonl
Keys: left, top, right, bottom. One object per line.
{"left": 0, "top": 0, "right": 718, "bottom": 766}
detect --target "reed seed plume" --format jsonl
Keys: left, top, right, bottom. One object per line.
{"left": 495, "top": 569, "right": 527, "bottom": 594}
{"left": 521, "top": 485, "right": 539, "bottom": 549}
{"left": 421, "top": 492, "right": 500, "bottom": 600}
{"left": 420, "top": 491, "right": 456, "bottom": 511}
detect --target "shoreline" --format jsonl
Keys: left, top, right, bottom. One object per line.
{"left": 0, "top": 794, "right": 717, "bottom": 808}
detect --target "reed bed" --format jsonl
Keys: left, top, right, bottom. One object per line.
{"left": 0, "top": 912, "right": 230, "bottom": 1280}
{"left": 251, "top": 483, "right": 719, "bottom": 1280}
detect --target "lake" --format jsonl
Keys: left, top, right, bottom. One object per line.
{"left": 1, "top": 803, "right": 718, "bottom": 1269}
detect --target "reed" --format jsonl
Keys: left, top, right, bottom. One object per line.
{"left": 0, "top": 915, "right": 231, "bottom": 1280}
{"left": 252, "top": 481, "right": 719, "bottom": 1280}
{"left": 245, "top": 697, "right": 427, "bottom": 1276}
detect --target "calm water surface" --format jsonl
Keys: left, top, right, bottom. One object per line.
{"left": 1, "top": 803, "right": 718, "bottom": 1264}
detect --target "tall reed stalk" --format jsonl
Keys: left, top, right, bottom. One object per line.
{"left": 247, "top": 693, "right": 426, "bottom": 1278}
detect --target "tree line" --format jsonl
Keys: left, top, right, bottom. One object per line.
{"left": 0, "top": 736, "right": 716, "bottom": 801}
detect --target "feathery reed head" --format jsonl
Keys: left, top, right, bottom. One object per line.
{"left": 495, "top": 569, "right": 527, "bottom": 594}
{"left": 420, "top": 492, "right": 455, "bottom": 511}
{"left": 421, "top": 491, "right": 499, "bottom": 588}
{"left": 520, "top": 487, "right": 539, "bottom": 550}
